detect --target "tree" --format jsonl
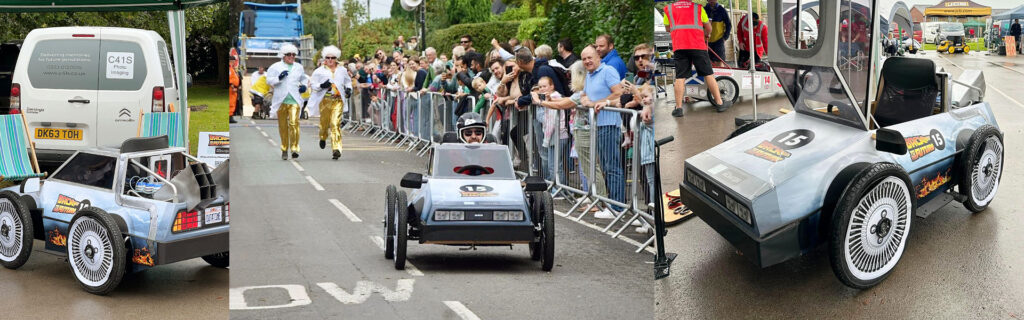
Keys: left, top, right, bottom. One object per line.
{"left": 303, "top": 0, "right": 337, "bottom": 49}
{"left": 444, "top": 0, "right": 490, "bottom": 26}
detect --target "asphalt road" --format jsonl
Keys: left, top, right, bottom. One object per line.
{"left": 228, "top": 119, "right": 653, "bottom": 319}
{"left": 654, "top": 52, "right": 1024, "bottom": 318}
{"left": 0, "top": 243, "right": 228, "bottom": 319}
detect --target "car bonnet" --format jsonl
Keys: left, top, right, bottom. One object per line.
{"left": 688, "top": 112, "right": 871, "bottom": 200}
{"left": 428, "top": 178, "right": 526, "bottom": 208}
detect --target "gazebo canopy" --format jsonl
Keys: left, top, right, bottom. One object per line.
{"left": 993, "top": 5, "right": 1024, "bottom": 21}
{"left": 924, "top": 0, "right": 991, "bottom": 17}
{"left": 0, "top": 0, "right": 222, "bottom": 149}
{"left": 0, "top": 0, "right": 219, "bottom": 12}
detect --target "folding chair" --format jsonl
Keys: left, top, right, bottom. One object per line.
{"left": 138, "top": 111, "right": 186, "bottom": 148}
{"left": 0, "top": 113, "right": 46, "bottom": 182}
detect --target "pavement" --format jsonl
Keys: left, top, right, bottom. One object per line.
{"left": 0, "top": 244, "right": 228, "bottom": 319}
{"left": 654, "top": 51, "right": 1024, "bottom": 318}
{"left": 228, "top": 118, "right": 653, "bottom": 319}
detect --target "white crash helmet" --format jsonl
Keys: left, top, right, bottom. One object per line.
{"left": 456, "top": 112, "right": 487, "bottom": 143}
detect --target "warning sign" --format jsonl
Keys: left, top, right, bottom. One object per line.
{"left": 106, "top": 52, "right": 134, "bottom": 79}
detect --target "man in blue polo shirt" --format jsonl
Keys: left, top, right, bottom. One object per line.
{"left": 595, "top": 34, "right": 627, "bottom": 81}
{"left": 580, "top": 45, "right": 626, "bottom": 216}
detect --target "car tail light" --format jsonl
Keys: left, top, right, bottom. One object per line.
{"left": 172, "top": 209, "right": 201, "bottom": 233}
{"left": 9, "top": 83, "right": 20, "bottom": 114}
{"left": 72, "top": 34, "right": 95, "bottom": 38}
{"left": 685, "top": 169, "right": 707, "bottom": 193}
{"left": 725, "top": 196, "right": 752, "bottom": 225}
{"left": 152, "top": 86, "right": 165, "bottom": 112}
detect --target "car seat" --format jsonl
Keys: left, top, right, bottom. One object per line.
{"left": 873, "top": 57, "right": 939, "bottom": 128}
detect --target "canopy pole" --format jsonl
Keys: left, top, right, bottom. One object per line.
{"left": 748, "top": 0, "right": 756, "bottom": 121}
{"left": 168, "top": 9, "right": 190, "bottom": 150}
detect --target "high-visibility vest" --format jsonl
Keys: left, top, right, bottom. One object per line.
{"left": 665, "top": 1, "right": 707, "bottom": 51}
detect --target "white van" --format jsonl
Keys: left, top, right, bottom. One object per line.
{"left": 10, "top": 27, "right": 179, "bottom": 165}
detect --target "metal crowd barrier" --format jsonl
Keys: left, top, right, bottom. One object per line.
{"left": 343, "top": 87, "right": 659, "bottom": 253}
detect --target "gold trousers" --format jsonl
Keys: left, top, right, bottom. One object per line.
{"left": 319, "top": 97, "right": 344, "bottom": 151}
{"left": 277, "top": 103, "right": 301, "bottom": 152}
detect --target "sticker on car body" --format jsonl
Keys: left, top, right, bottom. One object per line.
{"left": 745, "top": 129, "right": 814, "bottom": 162}
{"left": 905, "top": 129, "right": 945, "bottom": 161}
{"left": 52, "top": 194, "right": 90, "bottom": 214}
{"left": 459, "top": 185, "right": 497, "bottom": 197}
{"left": 915, "top": 167, "right": 952, "bottom": 199}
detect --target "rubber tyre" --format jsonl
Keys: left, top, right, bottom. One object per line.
{"left": 393, "top": 191, "right": 408, "bottom": 270}
{"left": 0, "top": 191, "right": 33, "bottom": 269}
{"left": 528, "top": 192, "right": 544, "bottom": 261}
{"left": 708, "top": 77, "right": 739, "bottom": 106}
{"left": 828, "top": 162, "right": 914, "bottom": 289}
{"left": 67, "top": 208, "right": 127, "bottom": 295}
{"left": 538, "top": 192, "right": 555, "bottom": 271}
{"left": 202, "top": 252, "right": 229, "bottom": 268}
{"left": 958, "top": 125, "right": 1003, "bottom": 213}
{"left": 948, "top": 46, "right": 956, "bottom": 54}
{"left": 384, "top": 185, "right": 397, "bottom": 259}
{"left": 725, "top": 119, "right": 770, "bottom": 141}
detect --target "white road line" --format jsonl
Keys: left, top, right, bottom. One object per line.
{"left": 443, "top": 301, "right": 482, "bottom": 320}
{"left": 404, "top": 263, "right": 424, "bottom": 276}
{"left": 267, "top": 138, "right": 277, "bottom": 146}
{"left": 305, "top": 176, "right": 325, "bottom": 191}
{"left": 290, "top": 160, "right": 306, "bottom": 172}
{"left": 369, "top": 235, "right": 424, "bottom": 276}
{"left": 937, "top": 55, "right": 1024, "bottom": 110}
{"left": 260, "top": 131, "right": 269, "bottom": 138}
{"left": 555, "top": 210, "right": 656, "bottom": 254}
{"left": 370, "top": 235, "right": 385, "bottom": 250}
{"left": 329, "top": 199, "right": 362, "bottom": 222}
{"left": 249, "top": 119, "right": 256, "bottom": 125}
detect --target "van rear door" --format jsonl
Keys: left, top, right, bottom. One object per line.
{"left": 96, "top": 30, "right": 150, "bottom": 148}
{"left": 21, "top": 30, "right": 101, "bottom": 151}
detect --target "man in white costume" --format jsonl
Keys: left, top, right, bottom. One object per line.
{"left": 309, "top": 45, "right": 353, "bottom": 160}
{"left": 266, "top": 43, "right": 310, "bottom": 160}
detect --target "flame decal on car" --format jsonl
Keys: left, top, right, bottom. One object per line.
{"left": 916, "top": 168, "right": 952, "bottom": 199}
{"left": 132, "top": 247, "right": 155, "bottom": 266}
{"left": 47, "top": 227, "right": 67, "bottom": 247}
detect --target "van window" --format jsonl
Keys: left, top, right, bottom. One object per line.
{"left": 51, "top": 152, "right": 117, "bottom": 189}
{"left": 157, "top": 41, "right": 174, "bottom": 88}
{"left": 99, "top": 40, "right": 147, "bottom": 91}
{"left": 26, "top": 39, "right": 100, "bottom": 90}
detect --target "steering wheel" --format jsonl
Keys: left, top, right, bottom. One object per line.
{"left": 454, "top": 165, "right": 494, "bottom": 176}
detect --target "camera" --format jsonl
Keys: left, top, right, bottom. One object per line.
{"left": 538, "top": 93, "right": 547, "bottom": 101}
{"left": 505, "top": 66, "right": 513, "bottom": 74}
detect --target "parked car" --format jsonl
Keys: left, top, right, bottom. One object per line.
{"left": 0, "top": 42, "right": 20, "bottom": 114}
{"left": 935, "top": 22, "right": 966, "bottom": 45}
{"left": 11, "top": 27, "right": 180, "bottom": 167}
{"left": 0, "top": 136, "right": 229, "bottom": 295}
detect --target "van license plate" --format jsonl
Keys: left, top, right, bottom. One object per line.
{"left": 205, "top": 206, "right": 223, "bottom": 225}
{"left": 35, "top": 128, "right": 83, "bottom": 140}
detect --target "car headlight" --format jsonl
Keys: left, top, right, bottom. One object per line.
{"left": 685, "top": 169, "right": 707, "bottom": 193}
{"left": 434, "top": 210, "right": 465, "bottom": 221}
{"left": 724, "top": 196, "right": 752, "bottom": 225}
{"left": 492, "top": 211, "right": 524, "bottom": 221}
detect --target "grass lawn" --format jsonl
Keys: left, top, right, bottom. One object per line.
{"left": 921, "top": 39, "right": 986, "bottom": 52}
{"left": 187, "top": 84, "right": 229, "bottom": 155}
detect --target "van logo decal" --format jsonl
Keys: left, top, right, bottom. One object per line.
{"left": 115, "top": 108, "right": 135, "bottom": 122}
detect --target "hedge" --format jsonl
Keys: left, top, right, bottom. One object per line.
{"left": 425, "top": 21, "right": 521, "bottom": 56}
{"left": 516, "top": 17, "right": 549, "bottom": 44}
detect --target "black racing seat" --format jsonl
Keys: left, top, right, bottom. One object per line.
{"left": 440, "top": 132, "right": 497, "bottom": 144}
{"left": 874, "top": 57, "right": 939, "bottom": 128}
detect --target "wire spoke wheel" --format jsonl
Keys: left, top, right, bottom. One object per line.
{"left": 0, "top": 199, "right": 24, "bottom": 262}
{"left": 843, "top": 176, "right": 911, "bottom": 281}
{"left": 970, "top": 137, "right": 1002, "bottom": 206}
{"left": 69, "top": 216, "right": 114, "bottom": 287}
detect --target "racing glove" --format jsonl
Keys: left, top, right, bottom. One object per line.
{"left": 299, "top": 84, "right": 307, "bottom": 94}
{"left": 320, "top": 79, "right": 332, "bottom": 89}
{"left": 278, "top": 70, "right": 289, "bottom": 80}
{"left": 345, "top": 88, "right": 352, "bottom": 98}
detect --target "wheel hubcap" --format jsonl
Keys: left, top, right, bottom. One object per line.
{"left": 844, "top": 176, "right": 911, "bottom": 281}
{"left": 971, "top": 137, "right": 1002, "bottom": 206}
{"left": 0, "top": 199, "right": 23, "bottom": 261}
{"left": 69, "top": 217, "right": 113, "bottom": 286}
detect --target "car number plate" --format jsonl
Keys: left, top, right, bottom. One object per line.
{"left": 205, "top": 206, "right": 223, "bottom": 225}
{"left": 35, "top": 128, "right": 83, "bottom": 140}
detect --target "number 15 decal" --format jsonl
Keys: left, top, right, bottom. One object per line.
{"left": 772, "top": 129, "right": 815, "bottom": 150}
